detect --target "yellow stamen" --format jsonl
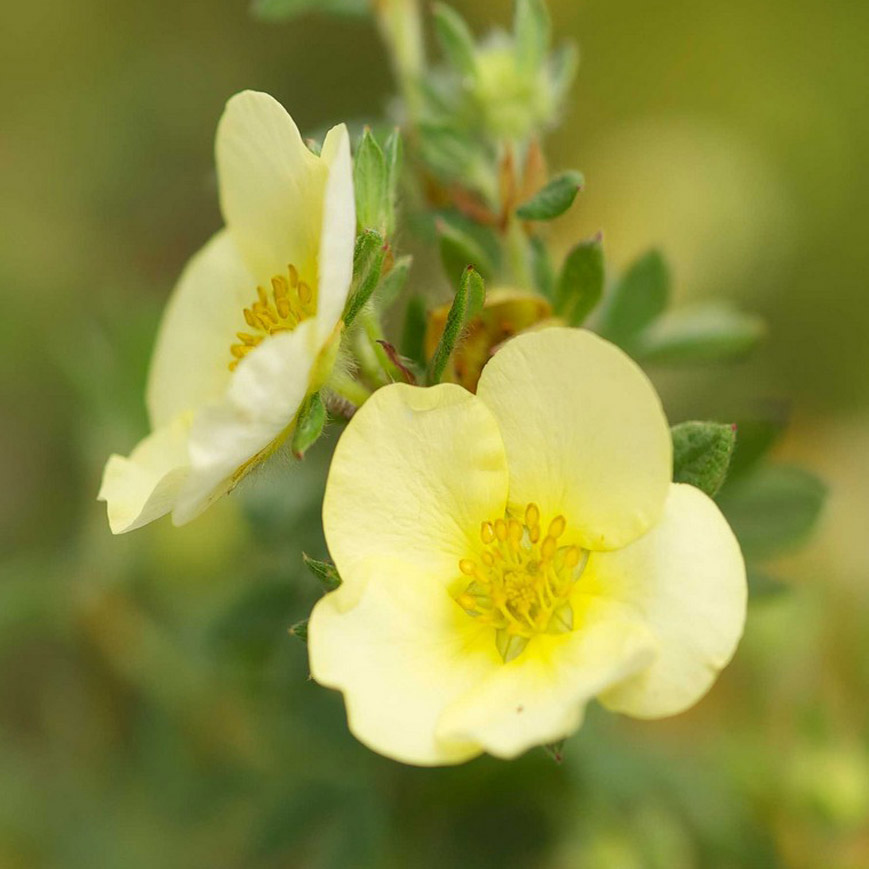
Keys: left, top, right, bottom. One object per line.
{"left": 228, "top": 263, "right": 316, "bottom": 371}
{"left": 454, "top": 504, "right": 588, "bottom": 662}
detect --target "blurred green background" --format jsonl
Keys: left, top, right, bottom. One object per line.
{"left": 2, "top": 0, "right": 868, "bottom": 866}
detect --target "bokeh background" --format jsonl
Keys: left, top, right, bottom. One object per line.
{"left": 2, "top": 0, "right": 868, "bottom": 866}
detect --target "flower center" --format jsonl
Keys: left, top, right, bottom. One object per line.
{"left": 454, "top": 503, "right": 588, "bottom": 662}
{"left": 229, "top": 264, "right": 315, "bottom": 371}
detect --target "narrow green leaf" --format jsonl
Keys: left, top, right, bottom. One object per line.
{"left": 401, "top": 293, "right": 428, "bottom": 368}
{"left": 671, "top": 421, "right": 736, "bottom": 498}
{"left": 516, "top": 170, "right": 584, "bottom": 221}
{"left": 529, "top": 235, "right": 556, "bottom": 300}
{"left": 633, "top": 303, "right": 766, "bottom": 364}
{"left": 597, "top": 249, "right": 670, "bottom": 347}
{"left": 433, "top": 3, "right": 477, "bottom": 76}
{"left": 375, "top": 254, "right": 412, "bottom": 308}
{"left": 382, "top": 128, "right": 403, "bottom": 236}
{"left": 354, "top": 128, "right": 388, "bottom": 232}
{"left": 291, "top": 393, "right": 327, "bottom": 459}
{"left": 302, "top": 553, "right": 342, "bottom": 592}
{"left": 428, "top": 266, "right": 486, "bottom": 384}
{"left": 344, "top": 229, "right": 386, "bottom": 327}
{"left": 555, "top": 238, "right": 605, "bottom": 326}
{"left": 716, "top": 465, "right": 827, "bottom": 559}
{"left": 437, "top": 219, "right": 495, "bottom": 284}
{"left": 514, "top": 0, "right": 551, "bottom": 74}
{"left": 252, "top": 0, "right": 369, "bottom": 21}
{"left": 288, "top": 619, "right": 308, "bottom": 642}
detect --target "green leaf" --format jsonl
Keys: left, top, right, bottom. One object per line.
{"left": 514, "top": 0, "right": 551, "bottom": 74}
{"left": 597, "top": 249, "right": 670, "bottom": 347}
{"left": 633, "top": 303, "right": 766, "bottom": 364}
{"left": 401, "top": 293, "right": 428, "bottom": 368}
{"left": 354, "top": 128, "right": 388, "bottom": 232}
{"left": 302, "top": 553, "right": 342, "bottom": 592}
{"left": 437, "top": 219, "right": 495, "bottom": 285}
{"left": 555, "top": 238, "right": 605, "bottom": 326}
{"left": 343, "top": 229, "right": 386, "bottom": 327}
{"left": 516, "top": 170, "right": 584, "bottom": 221}
{"left": 671, "top": 421, "right": 736, "bottom": 498}
{"left": 291, "top": 392, "right": 327, "bottom": 459}
{"left": 529, "top": 235, "right": 556, "bottom": 300}
{"left": 288, "top": 619, "right": 308, "bottom": 642}
{"left": 252, "top": 0, "right": 369, "bottom": 21}
{"left": 433, "top": 3, "right": 477, "bottom": 76}
{"left": 716, "top": 465, "right": 827, "bottom": 559}
{"left": 727, "top": 412, "right": 787, "bottom": 480}
{"left": 748, "top": 569, "right": 790, "bottom": 599}
{"left": 375, "top": 254, "right": 412, "bottom": 308}
{"left": 428, "top": 266, "right": 486, "bottom": 384}
{"left": 382, "top": 128, "right": 403, "bottom": 236}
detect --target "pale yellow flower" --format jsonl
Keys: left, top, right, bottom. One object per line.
{"left": 309, "top": 328, "right": 746, "bottom": 765}
{"left": 99, "top": 91, "right": 354, "bottom": 533}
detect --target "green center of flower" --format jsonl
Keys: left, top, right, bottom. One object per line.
{"left": 455, "top": 503, "right": 588, "bottom": 662}
{"left": 229, "top": 264, "right": 315, "bottom": 371}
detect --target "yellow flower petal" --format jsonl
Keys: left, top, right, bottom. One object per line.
{"left": 309, "top": 557, "right": 500, "bottom": 766}
{"left": 322, "top": 383, "right": 510, "bottom": 609}
{"left": 476, "top": 328, "right": 672, "bottom": 551}
{"left": 146, "top": 230, "right": 255, "bottom": 429}
{"left": 314, "top": 123, "right": 355, "bottom": 345}
{"left": 97, "top": 415, "right": 191, "bottom": 534}
{"left": 172, "top": 320, "right": 319, "bottom": 525}
{"left": 596, "top": 483, "right": 747, "bottom": 718}
{"left": 436, "top": 598, "right": 657, "bottom": 759}
{"left": 216, "top": 90, "right": 327, "bottom": 281}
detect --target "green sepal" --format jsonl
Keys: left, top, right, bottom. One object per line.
{"left": 401, "top": 293, "right": 428, "bottom": 369}
{"left": 428, "top": 266, "right": 486, "bottom": 384}
{"left": 252, "top": 0, "right": 369, "bottom": 21}
{"left": 302, "top": 553, "right": 342, "bottom": 592}
{"left": 548, "top": 42, "right": 579, "bottom": 104}
{"left": 671, "top": 421, "right": 737, "bottom": 498}
{"left": 516, "top": 170, "right": 584, "bottom": 221}
{"left": 354, "top": 128, "right": 388, "bottom": 233}
{"left": 288, "top": 619, "right": 308, "bottom": 643}
{"left": 343, "top": 229, "right": 386, "bottom": 327}
{"left": 437, "top": 219, "right": 495, "bottom": 285}
{"left": 597, "top": 249, "right": 670, "bottom": 347}
{"left": 375, "top": 254, "right": 412, "bottom": 308}
{"left": 291, "top": 392, "right": 327, "bottom": 460}
{"left": 555, "top": 237, "right": 605, "bottom": 326}
{"left": 632, "top": 303, "right": 766, "bottom": 365}
{"left": 433, "top": 3, "right": 477, "bottom": 76}
{"left": 514, "top": 0, "right": 551, "bottom": 74}
{"left": 529, "top": 235, "right": 556, "bottom": 300}
{"left": 716, "top": 465, "right": 827, "bottom": 560}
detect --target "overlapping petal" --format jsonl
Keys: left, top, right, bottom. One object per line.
{"left": 596, "top": 484, "right": 747, "bottom": 718}
{"left": 322, "top": 383, "right": 510, "bottom": 608}
{"left": 146, "top": 230, "right": 255, "bottom": 429}
{"left": 98, "top": 414, "right": 192, "bottom": 534}
{"left": 172, "top": 320, "right": 319, "bottom": 525}
{"left": 476, "top": 328, "right": 672, "bottom": 551}
{"left": 314, "top": 123, "right": 355, "bottom": 347}
{"left": 309, "top": 556, "right": 499, "bottom": 766}
{"left": 216, "top": 90, "right": 326, "bottom": 281}
{"left": 436, "top": 598, "right": 657, "bottom": 759}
